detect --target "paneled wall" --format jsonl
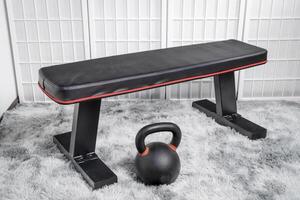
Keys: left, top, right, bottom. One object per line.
{"left": 0, "top": 0, "right": 17, "bottom": 116}
{"left": 88, "top": 0, "right": 165, "bottom": 99}
{"left": 166, "top": 0, "right": 242, "bottom": 99}
{"left": 7, "top": 0, "right": 89, "bottom": 102}
{"left": 6, "top": 0, "right": 300, "bottom": 102}
{"left": 240, "top": 0, "right": 300, "bottom": 99}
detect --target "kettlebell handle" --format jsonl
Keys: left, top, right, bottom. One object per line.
{"left": 135, "top": 122, "right": 182, "bottom": 154}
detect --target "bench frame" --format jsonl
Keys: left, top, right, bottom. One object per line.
{"left": 53, "top": 100, "right": 117, "bottom": 189}
{"left": 192, "top": 71, "right": 266, "bottom": 140}
{"left": 52, "top": 70, "right": 266, "bottom": 189}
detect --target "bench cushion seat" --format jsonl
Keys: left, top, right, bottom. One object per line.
{"left": 38, "top": 40, "right": 267, "bottom": 104}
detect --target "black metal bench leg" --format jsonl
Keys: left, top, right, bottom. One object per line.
{"left": 192, "top": 72, "right": 267, "bottom": 140}
{"left": 53, "top": 99, "right": 117, "bottom": 189}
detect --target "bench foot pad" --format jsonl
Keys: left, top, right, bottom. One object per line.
{"left": 192, "top": 99, "right": 267, "bottom": 140}
{"left": 53, "top": 132, "right": 118, "bottom": 189}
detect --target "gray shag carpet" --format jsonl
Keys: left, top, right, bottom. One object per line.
{"left": 0, "top": 100, "right": 300, "bottom": 200}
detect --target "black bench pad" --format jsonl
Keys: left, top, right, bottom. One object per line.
{"left": 38, "top": 40, "right": 267, "bottom": 104}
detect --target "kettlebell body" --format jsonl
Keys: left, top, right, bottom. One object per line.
{"left": 135, "top": 122, "right": 182, "bottom": 185}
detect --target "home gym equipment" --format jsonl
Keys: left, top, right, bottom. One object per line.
{"left": 135, "top": 122, "right": 181, "bottom": 185}
{"left": 38, "top": 39, "right": 268, "bottom": 189}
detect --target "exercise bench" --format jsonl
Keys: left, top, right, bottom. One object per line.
{"left": 38, "top": 39, "right": 267, "bottom": 189}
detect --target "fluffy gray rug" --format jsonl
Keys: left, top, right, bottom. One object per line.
{"left": 0, "top": 100, "right": 300, "bottom": 200}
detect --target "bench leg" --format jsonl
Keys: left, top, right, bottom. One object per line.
{"left": 192, "top": 72, "right": 267, "bottom": 140}
{"left": 53, "top": 99, "right": 117, "bottom": 189}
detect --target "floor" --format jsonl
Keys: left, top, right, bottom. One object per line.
{"left": 0, "top": 100, "right": 300, "bottom": 200}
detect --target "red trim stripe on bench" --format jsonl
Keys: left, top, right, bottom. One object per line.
{"left": 39, "top": 60, "right": 267, "bottom": 104}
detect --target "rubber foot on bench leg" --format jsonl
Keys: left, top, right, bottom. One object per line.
{"left": 192, "top": 99, "right": 267, "bottom": 140}
{"left": 53, "top": 132, "right": 118, "bottom": 189}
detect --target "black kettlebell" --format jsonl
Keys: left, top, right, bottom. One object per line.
{"left": 135, "top": 122, "right": 181, "bottom": 185}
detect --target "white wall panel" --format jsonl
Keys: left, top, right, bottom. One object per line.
{"left": 239, "top": 0, "right": 300, "bottom": 99}
{"left": 166, "top": 0, "right": 243, "bottom": 99}
{"left": 7, "top": 0, "right": 90, "bottom": 102}
{"left": 0, "top": 0, "right": 17, "bottom": 116}
{"left": 88, "top": 0, "right": 166, "bottom": 99}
